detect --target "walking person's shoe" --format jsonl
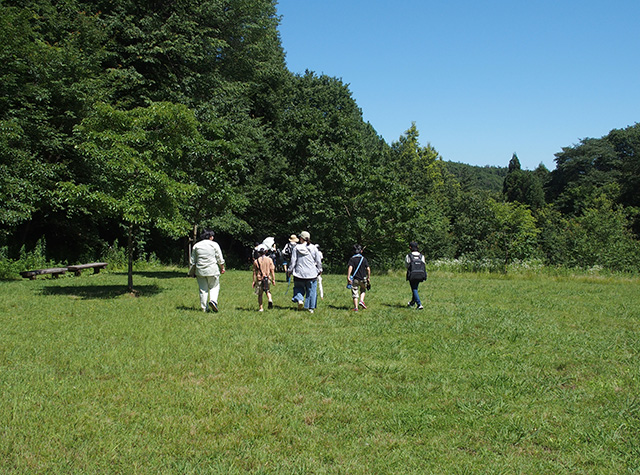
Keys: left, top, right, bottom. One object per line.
{"left": 359, "top": 301, "right": 367, "bottom": 309}
{"left": 407, "top": 301, "right": 414, "bottom": 307}
{"left": 297, "top": 300, "right": 304, "bottom": 311}
{"left": 351, "top": 307, "right": 358, "bottom": 312}
{"left": 208, "top": 300, "right": 218, "bottom": 313}
{"left": 308, "top": 309, "right": 314, "bottom": 314}
{"left": 417, "top": 305, "right": 424, "bottom": 310}
{"left": 268, "top": 301, "right": 273, "bottom": 309}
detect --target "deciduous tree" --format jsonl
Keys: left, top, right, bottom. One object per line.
{"left": 69, "top": 102, "right": 204, "bottom": 291}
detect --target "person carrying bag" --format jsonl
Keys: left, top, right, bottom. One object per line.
{"left": 405, "top": 241, "right": 426, "bottom": 310}
{"left": 346, "top": 244, "right": 371, "bottom": 311}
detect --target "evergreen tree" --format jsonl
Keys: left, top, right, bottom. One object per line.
{"left": 503, "top": 153, "right": 545, "bottom": 211}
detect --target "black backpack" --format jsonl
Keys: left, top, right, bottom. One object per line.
{"left": 283, "top": 242, "right": 294, "bottom": 260}
{"left": 407, "top": 253, "right": 427, "bottom": 282}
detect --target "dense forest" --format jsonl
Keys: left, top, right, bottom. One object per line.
{"left": 1, "top": 0, "right": 640, "bottom": 277}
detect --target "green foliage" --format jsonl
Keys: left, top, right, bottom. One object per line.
{"left": 444, "top": 162, "right": 507, "bottom": 194}
{"left": 0, "top": 2, "right": 103, "bottom": 233}
{"left": 450, "top": 190, "right": 497, "bottom": 259}
{"left": 548, "top": 123, "right": 640, "bottom": 219}
{"left": 0, "top": 238, "right": 58, "bottom": 280}
{"left": 383, "top": 124, "right": 457, "bottom": 261}
{"left": 244, "top": 71, "right": 402, "bottom": 265}
{"left": 503, "top": 153, "right": 545, "bottom": 210}
{"left": 1, "top": 0, "right": 639, "bottom": 274}
{"left": 69, "top": 101, "right": 209, "bottom": 289}
{"left": 488, "top": 199, "right": 540, "bottom": 266}
{"left": 0, "top": 120, "right": 41, "bottom": 228}
{"left": 72, "top": 102, "right": 200, "bottom": 234}
{"left": 535, "top": 205, "right": 573, "bottom": 266}
{"left": 536, "top": 198, "right": 640, "bottom": 271}
{"left": 570, "top": 197, "right": 640, "bottom": 272}
{"left": 390, "top": 123, "right": 444, "bottom": 193}
{"left": 430, "top": 257, "right": 546, "bottom": 274}
{"left": 450, "top": 192, "right": 540, "bottom": 267}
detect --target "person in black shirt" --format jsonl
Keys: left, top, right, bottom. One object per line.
{"left": 405, "top": 241, "right": 426, "bottom": 310}
{"left": 346, "top": 244, "right": 371, "bottom": 311}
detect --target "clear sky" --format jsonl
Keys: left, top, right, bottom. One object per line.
{"left": 276, "top": 0, "right": 640, "bottom": 170}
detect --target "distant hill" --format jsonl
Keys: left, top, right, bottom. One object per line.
{"left": 444, "top": 161, "right": 507, "bottom": 194}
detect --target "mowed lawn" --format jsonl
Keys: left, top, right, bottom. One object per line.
{"left": 1, "top": 269, "right": 638, "bottom": 473}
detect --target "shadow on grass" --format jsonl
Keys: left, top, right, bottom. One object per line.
{"left": 380, "top": 302, "right": 413, "bottom": 309}
{"left": 42, "top": 284, "right": 162, "bottom": 299}
{"left": 177, "top": 305, "right": 201, "bottom": 312}
{"left": 327, "top": 304, "right": 353, "bottom": 310}
{"left": 230, "top": 304, "right": 319, "bottom": 312}
{"left": 113, "top": 271, "right": 188, "bottom": 280}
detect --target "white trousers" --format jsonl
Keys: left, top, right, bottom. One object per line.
{"left": 197, "top": 275, "right": 221, "bottom": 311}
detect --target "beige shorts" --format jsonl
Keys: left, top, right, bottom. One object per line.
{"left": 255, "top": 277, "right": 270, "bottom": 295}
{"left": 351, "top": 279, "right": 367, "bottom": 299}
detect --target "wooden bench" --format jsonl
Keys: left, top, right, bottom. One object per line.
{"left": 20, "top": 267, "right": 68, "bottom": 280}
{"left": 67, "top": 262, "right": 108, "bottom": 276}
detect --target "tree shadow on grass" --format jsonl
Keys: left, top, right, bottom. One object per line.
{"left": 327, "top": 304, "right": 353, "bottom": 311}
{"left": 112, "top": 271, "right": 188, "bottom": 280}
{"left": 42, "top": 284, "right": 162, "bottom": 299}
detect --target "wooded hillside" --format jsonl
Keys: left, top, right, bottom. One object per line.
{"left": 1, "top": 0, "right": 639, "bottom": 275}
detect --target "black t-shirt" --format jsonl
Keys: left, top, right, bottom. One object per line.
{"left": 347, "top": 254, "right": 369, "bottom": 281}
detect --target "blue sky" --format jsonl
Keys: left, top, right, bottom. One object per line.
{"left": 276, "top": 0, "right": 640, "bottom": 170}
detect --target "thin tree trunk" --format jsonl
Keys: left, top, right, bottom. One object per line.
{"left": 188, "top": 224, "right": 198, "bottom": 263}
{"left": 127, "top": 224, "right": 134, "bottom": 293}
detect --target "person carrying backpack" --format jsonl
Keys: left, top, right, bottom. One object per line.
{"left": 282, "top": 234, "right": 298, "bottom": 281}
{"left": 405, "top": 241, "right": 427, "bottom": 310}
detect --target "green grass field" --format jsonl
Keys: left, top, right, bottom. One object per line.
{"left": 1, "top": 269, "right": 639, "bottom": 473}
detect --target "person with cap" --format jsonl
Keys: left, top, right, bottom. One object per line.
{"left": 346, "top": 244, "right": 371, "bottom": 311}
{"left": 190, "top": 229, "right": 225, "bottom": 312}
{"left": 287, "top": 231, "right": 322, "bottom": 313}
{"left": 253, "top": 242, "right": 268, "bottom": 262}
{"left": 252, "top": 245, "right": 275, "bottom": 312}
{"left": 281, "top": 234, "right": 298, "bottom": 280}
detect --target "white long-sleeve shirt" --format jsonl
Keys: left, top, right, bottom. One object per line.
{"left": 191, "top": 239, "right": 225, "bottom": 277}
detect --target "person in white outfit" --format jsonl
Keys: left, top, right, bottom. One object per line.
{"left": 190, "top": 230, "right": 225, "bottom": 312}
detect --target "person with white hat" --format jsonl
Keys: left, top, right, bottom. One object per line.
{"left": 252, "top": 245, "right": 275, "bottom": 312}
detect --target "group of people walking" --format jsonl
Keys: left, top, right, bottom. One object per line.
{"left": 253, "top": 231, "right": 323, "bottom": 313}
{"left": 189, "top": 230, "right": 427, "bottom": 313}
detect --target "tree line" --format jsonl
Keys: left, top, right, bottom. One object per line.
{"left": 1, "top": 0, "right": 639, "bottom": 279}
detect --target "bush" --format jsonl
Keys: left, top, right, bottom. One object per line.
{"left": 430, "top": 257, "right": 545, "bottom": 274}
{"left": 0, "top": 238, "right": 60, "bottom": 280}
